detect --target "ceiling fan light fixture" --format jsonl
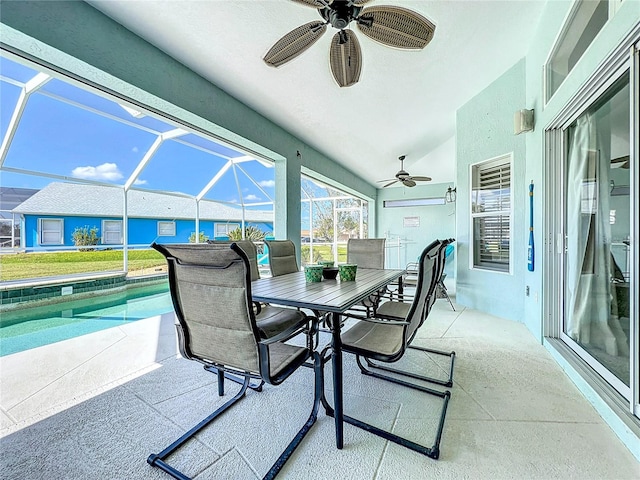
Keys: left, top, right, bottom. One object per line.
{"left": 445, "top": 186, "right": 457, "bottom": 203}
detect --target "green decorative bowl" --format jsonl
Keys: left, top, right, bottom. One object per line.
{"left": 304, "top": 265, "right": 324, "bottom": 283}
{"left": 338, "top": 264, "right": 358, "bottom": 281}
{"left": 322, "top": 266, "right": 339, "bottom": 280}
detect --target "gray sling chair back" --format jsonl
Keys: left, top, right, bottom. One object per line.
{"left": 207, "top": 239, "right": 261, "bottom": 280}
{"left": 149, "top": 242, "right": 322, "bottom": 480}
{"left": 346, "top": 238, "right": 386, "bottom": 317}
{"left": 264, "top": 239, "right": 299, "bottom": 277}
{"left": 372, "top": 239, "right": 456, "bottom": 388}
{"left": 321, "top": 240, "right": 453, "bottom": 460}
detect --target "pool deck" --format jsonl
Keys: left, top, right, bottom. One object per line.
{"left": 1, "top": 292, "right": 638, "bottom": 479}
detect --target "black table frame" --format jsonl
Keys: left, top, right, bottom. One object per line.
{"left": 252, "top": 268, "right": 404, "bottom": 449}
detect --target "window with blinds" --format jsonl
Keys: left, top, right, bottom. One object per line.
{"left": 102, "top": 220, "right": 122, "bottom": 245}
{"left": 39, "top": 218, "right": 64, "bottom": 245}
{"left": 471, "top": 155, "right": 512, "bottom": 272}
{"left": 158, "top": 221, "right": 176, "bottom": 236}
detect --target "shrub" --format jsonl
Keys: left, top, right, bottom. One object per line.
{"left": 72, "top": 225, "right": 100, "bottom": 250}
{"left": 228, "top": 226, "right": 267, "bottom": 242}
{"left": 188, "top": 231, "right": 209, "bottom": 243}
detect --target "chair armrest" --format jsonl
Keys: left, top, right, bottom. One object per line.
{"left": 258, "top": 314, "right": 317, "bottom": 345}
{"left": 354, "top": 316, "right": 410, "bottom": 326}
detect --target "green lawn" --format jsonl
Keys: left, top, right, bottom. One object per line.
{"left": 0, "top": 249, "right": 166, "bottom": 281}
{"left": 0, "top": 244, "right": 350, "bottom": 282}
{"left": 301, "top": 244, "right": 347, "bottom": 264}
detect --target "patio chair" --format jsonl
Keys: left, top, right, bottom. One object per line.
{"left": 369, "top": 240, "right": 455, "bottom": 388}
{"left": 265, "top": 239, "right": 299, "bottom": 277}
{"left": 346, "top": 238, "right": 386, "bottom": 316}
{"left": 435, "top": 243, "right": 455, "bottom": 310}
{"left": 208, "top": 239, "right": 261, "bottom": 281}
{"left": 377, "top": 238, "right": 452, "bottom": 318}
{"left": 149, "top": 242, "right": 322, "bottom": 480}
{"left": 322, "top": 240, "right": 453, "bottom": 459}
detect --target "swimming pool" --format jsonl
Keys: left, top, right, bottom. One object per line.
{"left": 0, "top": 282, "right": 172, "bottom": 357}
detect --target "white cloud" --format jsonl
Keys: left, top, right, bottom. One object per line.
{"left": 258, "top": 180, "right": 275, "bottom": 188}
{"left": 134, "top": 178, "right": 147, "bottom": 185}
{"left": 132, "top": 146, "right": 139, "bottom": 153}
{"left": 244, "top": 194, "right": 260, "bottom": 201}
{"left": 72, "top": 163, "right": 123, "bottom": 181}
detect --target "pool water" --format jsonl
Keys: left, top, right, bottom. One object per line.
{"left": 0, "top": 283, "right": 173, "bottom": 357}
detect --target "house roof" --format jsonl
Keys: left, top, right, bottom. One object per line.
{"left": 12, "top": 182, "right": 272, "bottom": 223}
{"left": 0, "top": 187, "right": 39, "bottom": 219}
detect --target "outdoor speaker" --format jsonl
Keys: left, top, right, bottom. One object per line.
{"left": 514, "top": 109, "right": 534, "bottom": 135}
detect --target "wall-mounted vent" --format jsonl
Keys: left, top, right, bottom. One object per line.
{"left": 61, "top": 286, "right": 73, "bottom": 296}
{"left": 383, "top": 197, "right": 445, "bottom": 208}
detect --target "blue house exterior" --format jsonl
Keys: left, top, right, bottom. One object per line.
{"left": 14, "top": 183, "right": 273, "bottom": 250}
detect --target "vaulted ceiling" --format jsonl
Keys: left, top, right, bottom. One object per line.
{"left": 88, "top": 0, "right": 547, "bottom": 187}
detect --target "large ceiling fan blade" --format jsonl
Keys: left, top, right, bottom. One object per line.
{"left": 382, "top": 179, "right": 399, "bottom": 188}
{"left": 290, "top": 0, "right": 329, "bottom": 8}
{"left": 409, "top": 175, "right": 432, "bottom": 182}
{"left": 353, "top": 0, "right": 375, "bottom": 5}
{"left": 377, "top": 178, "right": 397, "bottom": 182}
{"left": 263, "top": 21, "right": 327, "bottom": 67}
{"left": 329, "top": 29, "right": 362, "bottom": 87}
{"left": 402, "top": 179, "right": 417, "bottom": 187}
{"left": 356, "top": 6, "right": 436, "bottom": 49}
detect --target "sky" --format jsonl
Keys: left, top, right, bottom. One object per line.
{"left": 0, "top": 53, "right": 363, "bottom": 235}
{"left": 0, "top": 54, "right": 279, "bottom": 207}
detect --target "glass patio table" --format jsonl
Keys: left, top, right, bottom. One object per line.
{"left": 251, "top": 267, "right": 405, "bottom": 449}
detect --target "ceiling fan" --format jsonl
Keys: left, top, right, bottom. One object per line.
{"left": 611, "top": 155, "right": 629, "bottom": 169}
{"left": 377, "top": 155, "right": 432, "bottom": 188}
{"left": 263, "top": 0, "right": 436, "bottom": 87}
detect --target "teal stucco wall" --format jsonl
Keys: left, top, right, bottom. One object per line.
{"left": 375, "top": 183, "right": 456, "bottom": 271}
{"left": 455, "top": 59, "right": 528, "bottom": 323}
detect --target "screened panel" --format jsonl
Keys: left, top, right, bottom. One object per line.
{"left": 39, "top": 78, "right": 177, "bottom": 133}
{"left": 143, "top": 139, "right": 229, "bottom": 195}
{"left": 0, "top": 81, "right": 21, "bottom": 137}
{"left": 3, "top": 92, "right": 158, "bottom": 181}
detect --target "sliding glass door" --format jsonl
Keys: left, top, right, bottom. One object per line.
{"left": 562, "top": 73, "right": 632, "bottom": 396}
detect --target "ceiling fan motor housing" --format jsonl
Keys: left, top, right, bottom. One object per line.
{"left": 320, "top": 2, "right": 363, "bottom": 30}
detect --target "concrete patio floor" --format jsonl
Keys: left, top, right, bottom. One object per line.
{"left": 1, "top": 294, "right": 638, "bottom": 479}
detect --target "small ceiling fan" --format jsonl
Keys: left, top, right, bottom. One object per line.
{"left": 263, "top": 0, "right": 436, "bottom": 87}
{"left": 377, "top": 155, "right": 432, "bottom": 188}
{"left": 611, "top": 155, "right": 629, "bottom": 169}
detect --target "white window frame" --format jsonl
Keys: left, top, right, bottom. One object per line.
{"left": 544, "top": 0, "right": 620, "bottom": 103}
{"left": 102, "top": 219, "right": 123, "bottom": 245}
{"left": 215, "top": 222, "right": 239, "bottom": 237}
{"left": 157, "top": 221, "right": 176, "bottom": 237}
{"left": 470, "top": 153, "right": 513, "bottom": 274}
{"left": 38, "top": 218, "right": 64, "bottom": 245}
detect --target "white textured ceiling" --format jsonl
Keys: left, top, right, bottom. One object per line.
{"left": 88, "top": 0, "right": 546, "bottom": 188}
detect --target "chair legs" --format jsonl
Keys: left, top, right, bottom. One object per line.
{"left": 148, "top": 353, "right": 324, "bottom": 480}
{"left": 319, "top": 348, "right": 451, "bottom": 461}
{"left": 147, "top": 376, "right": 250, "bottom": 480}
{"left": 436, "top": 280, "right": 455, "bottom": 311}
{"left": 264, "top": 352, "right": 323, "bottom": 479}
{"left": 362, "top": 345, "right": 456, "bottom": 388}
{"left": 204, "top": 365, "right": 265, "bottom": 393}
